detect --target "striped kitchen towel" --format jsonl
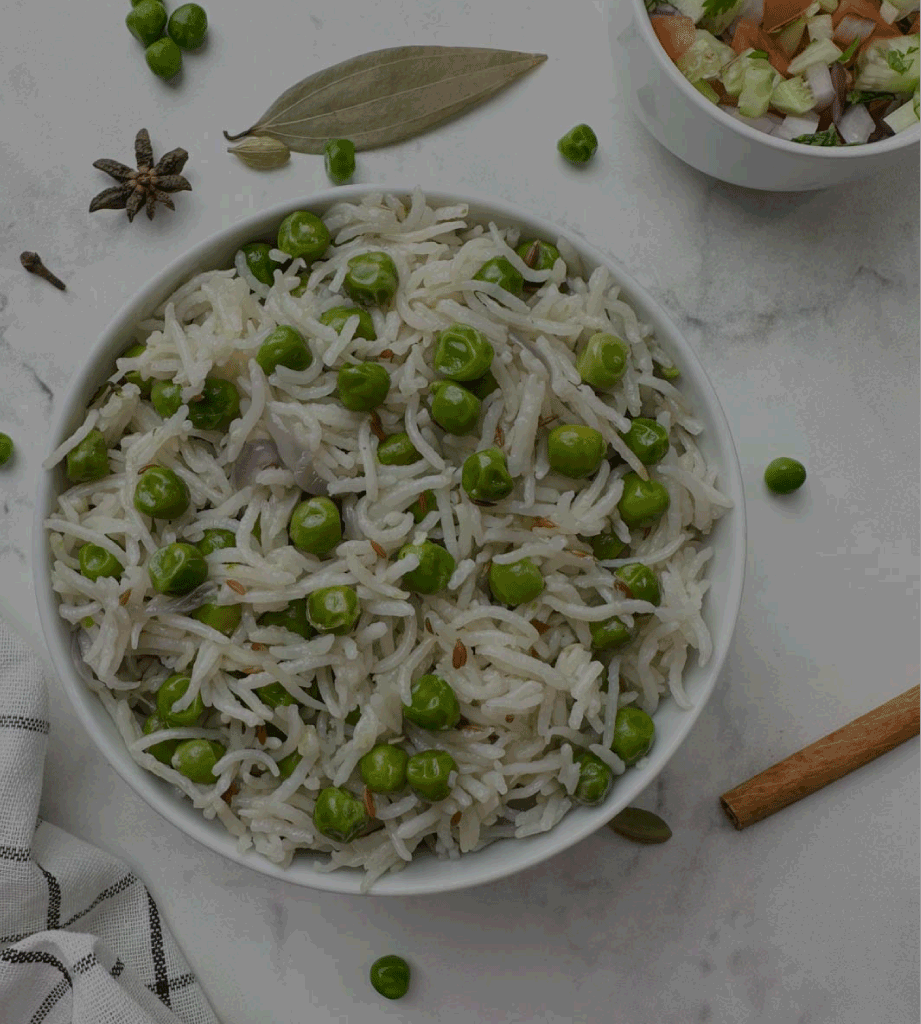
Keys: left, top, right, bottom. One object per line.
{"left": 0, "top": 618, "right": 219, "bottom": 1024}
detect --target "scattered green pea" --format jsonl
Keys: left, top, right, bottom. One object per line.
{"left": 406, "top": 749, "right": 457, "bottom": 801}
{"left": 145, "top": 37, "right": 183, "bottom": 80}
{"left": 157, "top": 673, "right": 205, "bottom": 726}
{"left": 472, "top": 256, "right": 524, "bottom": 299}
{"left": 359, "top": 744, "right": 409, "bottom": 793}
{"left": 323, "top": 138, "right": 356, "bottom": 185}
{"left": 409, "top": 489, "right": 437, "bottom": 523}
{"left": 430, "top": 381, "right": 481, "bottom": 435}
{"left": 369, "top": 956, "right": 411, "bottom": 1001}
{"left": 465, "top": 369, "right": 500, "bottom": 400}
{"left": 433, "top": 323, "right": 494, "bottom": 381}
{"left": 255, "top": 682, "right": 297, "bottom": 709}
{"left": 620, "top": 418, "right": 669, "bottom": 466}
{"left": 196, "top": 528, "right": 236, "bottom": 557}
{"left": 148, "top": 542, "right": 208, "bottom": 594}
{"left": 547, "top": 424, "right": 606, "bottom": 479}
{"left": 313, "top": 786, "right": 369, "bottom": 842}
{"left": 171, "top": 738, "right": 225, "bottom": 784}
{"left": 238, "top": 242, "right": 277, "bottom": 287}
{"left": 377, "top": 432, "right": 422, "bottom": 466}
{"left": 167, "top": 3, "right": 208, "bottom": 50}
{"left": 461, "top": 447, "right": 514, "bottom": 504}
{"left": 257, "top": 325, "right": 312, "bottom": 375}
{"left": 403, "top": 674, "right": 460, "bottom": 731}
{"left": 258, "top": 598, "right": 314, "bottom": 639}
{"left": 343, "top": 252, "right": 399, "bottom": 306}
{"left": 573, "top": 751, "right": 613, "bottom": 805}
{"left": 126, "top": 0, "right": 167, "bottom": 47}
{"left": 276, "top": 749, "right": 302, "bottom": 779}
{"left": 307, "top": 585, "right": 360, "bottom": 635}
{"left": 78, "top": 543, "right": 124, "bottom": 582}
{"left": 142, "top": 714, "right": 179, "bottom": 765}
{"left": 187, "top": 378, "right": 241, "bottom": 432}
{"left": 617, "top": 473, "right": 670, "bottom": 529}
{"left": 611, "top": 706, "right": 655, "bottom": 765}
{"left": 589, "top": 616, "right": 635, "bottom": 651}
{"left": 276, "top": 211, "right": 331, "bottom": 263}
{"left": 516, "top": 239, "right": 561, "bottom": 273}
{"left": 134, "top": 466, "right": 191, "bottom": 520}
{"left": 190, "top": 602, "right": 242, "bottom": 636}
{"left": 397, "top": 541, "right": 456, "bottom": 595}
{"left": 614, "top": 563, "right": 660, "bottom": 605}
{"left": 653, "top": 360, "right": 680, "bottom": 381}
{"left": 489, "top": 558, "right": 544, "bottom": 606}
{"left": 558, "top": 123, "right": 598, "bottom": 164}
{"left": 122, "top": 344, "right": 153, "bottom": 396}
{"left": 337, "top": 362, "right": 391, "bottom": 412}
{"left": 289, "top": 496, "right": 342, "bottom": 557}
{"left": 576, "top": 333, "right": 629, "bottom": 390}
{"left": 590, "top": 531, "right": 627, "bottom": 561}
{"left": 319, "top": 305, "right": 377, "bottom": 341}
{"left": 151, "top": 381, "right": 184, "bottom": 419}
{"left": 66, "top": 429, "right": 110, "bottom": 484}
{"left": 764, "top": 457, "right": 807, "bottom": 494}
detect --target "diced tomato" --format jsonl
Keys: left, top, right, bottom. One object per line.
{"left": 650, "top": 14, "right": 697, "bottom": 62}
{"left": 761, "top": 0, "right": 815, "bottom": 33}
{"left": 832, "top": 0, "right": 888, "bottom": 29}
{"left": 731, "top": 18, "right": 791, "bottom": 74}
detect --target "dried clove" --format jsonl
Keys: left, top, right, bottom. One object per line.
{"left": 20, "top": 252, "right": 66, "bottom": 290}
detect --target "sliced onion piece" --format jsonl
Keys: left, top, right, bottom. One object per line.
{"left": 145, "top": 582, "right": 221, "bottom": 616}
{"left": 838, "top": 103, "right": 876, "bottom": 144}
{"left": 264, "top": 409, "right": 330, "bottom": 495}
{"left": 833, "top": 15, "right": 875, "bottom": 45}
{"left": 772, "top": 113, "right": 821, "bottom": 139}
{"left": 806, "top": 62, "right": 836, "bottom": 110}
{"left": 232, "top": 437, "right": 280, "bottom": 489}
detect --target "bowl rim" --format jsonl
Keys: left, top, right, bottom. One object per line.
{"left": 628, "top": 0, "right": 921, "bottom": 158}
{"left": 33, "top": 184, "right": 747, "bottom": 895}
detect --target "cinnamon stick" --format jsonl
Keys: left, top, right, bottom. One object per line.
{"left": 720, "top": 685, "right": 919, "bottom": 830}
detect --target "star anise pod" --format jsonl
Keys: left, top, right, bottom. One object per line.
{"left": 89, "top": 128, "right": 192, "bottom": 223}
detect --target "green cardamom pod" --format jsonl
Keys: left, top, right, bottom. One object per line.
{"left": 227, "top": 136, "right": 291, "bottom": 170}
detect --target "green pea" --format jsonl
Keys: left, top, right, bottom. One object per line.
{"left": 343, "top": 252, "right": 399, "bottom": 306}
{"left": 406, "top": 749, "right": 457, "bottom": 802}
{"left": 190, "top": 602, "right": 242, "bottom": 636}
{"left": 276, "top": 749, "right": 302, "bottom": 779}
{"left": 611, "top": 706, "right": 655, "bottom": 765}
{"left": 257, "top": 325, "right": 312, "bottom": 375}
{"left": 323, "top": 138, "right": 356, "bottom": 185}
{"left": 557, "top": 123, "right": 598, "bottom": 164}
{"left": 276, "top": 211, "right": 331, "bottom": 263}
{"left": 145, "top": 37, "right": 183, "bottom": 80}
{"left": 289, "top": 497, "right": 341, "bottom": 557}
{"left": 171, "top": 738, "right": 225, "bottom": 784}
{"left": 576, "top": 333, "right": 629, "bottom": 390}
{"left": 359, "top": 744, "right": 409, "bottom": 793}
{"left": 430, "top": 381, "right": 481, "bottom": 435}
{"left": 573, "top": 751, "right": 613, "bottom": 805}
{"left": 516, "top": 239, "right": 562, "bottom": 272}
{"left": 461, "top": 447, "right": 514, "bottom": 504}
{"left": 66, "top": 429, "right": 110, "bottom": 484}
{"left": 78, "top": 543, "right": 124, "bottom": 582}
{"left": 319, "top": 305, "right": 377, "bottom": 341}
{"left": 614, "top": 562, "right": 660, "bottom": 605}
{"left": 196, "top": 528, "right": 236, "bottom": 557}
{"left": 397, "top": 541, "right": 455, "bottom": 595}
{"left": 465, "top": 369, "right": 500, "bottom": 400}
{"left": 589, "top": 616, "right": 635, "bottom": 651}
{"left": 148, "top": 542, "right": 208, "bottom": 595}
{"left": 255, "top": 682, "right": 297, "bottom": 709}
{"left": 157, "top": 673, "right": 205, "bottom": 726}
{"left": 142, "top": 714, "right": 179, "bottom": 765}
{"left": 238, "top": 242, "right": 277, "bottom": 287}
{"left": 653, "top": 360, "right": 680, "bottom": 381}
{"left": 617, "top": 473, "right": 670, "bottom": 528}
{"left": 409, "top": 490, "right": 437, "bottom": 523}
{"left": 344, "top": 706, "right": 362, "bottom": 727}
{"left": 0, "top": 433, "right": 12, "bottom": 467}
{"left": 472, "top": 256, "right": 524, "bottom": 299}
{"left": 313, "top": 786, "right": 369, "bottom": 842}
{"left": 122, "top": 343, "right": 152, "bottom": 396}
{"left": 489, "top": 558, "right": 544, "bottom": 607}
{"left": 258, "top": 598, "right": 314, "bottom": 639}
{"left": 620, "top": 418, "right": 669, "bottom": 466}
{"left": 433, "top": 323, "right": 494, "bottom": 381}
{"left": 306, "top": 585, "right": 360, "bottom": 635}
{"left": 337, "top": 362, "right": 391, "bottom": 412}
{"left": 764, "top": 457, "right": 807, "bottom": 495}
{"left": 290, "top": 274, "right": 310, "bottom": 299}
{"left": 167, "top": 3, "right": 208, "bottom": 50}
{"left": 547, "top": 424, "right": 606, "bottom": 479}
{"left": 377, "top": 431, "right": 422, "bottom": 466}
{"left": 369, "top": 955, "right": 411, "bottom": 1001}
{"left": 188, "top": 378, "right": 241, "bottom": 432}
{"left": 590, "top": 531, "right": 627, "bottom": 561}
{"left": 134, "top": 466, "right": 190, "bottom": 519}
{"left": 150, "top": 381, "right": 183, "bottom": 419}
{"left": 403, "top": 674, "right": 460, "bottom": 731}
{"left": 126, "top": 0, "right": 167, "bottom": 46}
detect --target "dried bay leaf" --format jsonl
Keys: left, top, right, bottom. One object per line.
{"left": 224, "top": 45, "right": 547, "bottom": 154}
{"left": 607, "top": 807, "right": 673, "bottom": 845}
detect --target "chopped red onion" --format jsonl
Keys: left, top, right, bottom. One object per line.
{"left": 838, "top": 103, "right": 876, "bottom": 144}
{"left": 264, "top": 410, "right": 330, "bottom": 495}
{"left": 145, "top": 582, "right": 221, "bottom": 616}
{"left": 232, "top": 438, "right": 281, "bottom": 489}
{"left": 834, "top": 15, "right": 875, "bottom": 45}
{"left": 805, "top": 63, "right": 835, "bottom": 111}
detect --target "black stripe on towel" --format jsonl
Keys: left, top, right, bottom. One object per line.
{"left": 0, "top": 948, "right": 72, "bottom": 983}
{"left": 0, "top": 715, "right": 50, "bottom": 734}
{"left": 0, "top": 844, "right": 32, "bottom": 862}
{"left": 61, "top": 872, "right": 137, "bottom": 929}
{"left": 111, "top": 957, "right": 125, "bottom": 978}
{"left": 36, "top": 863, "right": 61, "bottom": 929}
{"left": 147, "top": 891, "right": 171, "bottom": 1006}
{"left": 72, "top": 953, "right": 98, "bottom": 974}
{"left": 29, "top": 977, "right": 70, "bottom": 1024}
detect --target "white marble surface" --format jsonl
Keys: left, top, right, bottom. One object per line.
{"left": 2, "top": 0, "right": 919, "bottom": 1021}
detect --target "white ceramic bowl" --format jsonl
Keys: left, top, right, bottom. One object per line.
{"left": 620, "top": 0, "right": 920, "bottom": 191}
{"left": 34, "top": 186, "right": 746, "bottom": 895}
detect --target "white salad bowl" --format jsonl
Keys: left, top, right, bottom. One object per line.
{"left": 34, "top": 185, "right": 746, "bottom": 895}
{"left": 619, "top": 0, "right": 920, "bottom": 191}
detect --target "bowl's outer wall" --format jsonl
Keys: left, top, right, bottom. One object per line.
{"left": 34, "top": 186, "right": 746, "bottom": 895}
{"left": 621, "top": 4, "right": 920, "bottom": 191}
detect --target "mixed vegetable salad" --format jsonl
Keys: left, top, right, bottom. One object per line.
{"left": 646, "top": 0, "right": 920, "bottom": 144}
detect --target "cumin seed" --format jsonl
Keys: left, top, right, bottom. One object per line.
{"left": 226, "top": 579, "right": 246, "bottom": 595}
{"left": 453, "top": 639, "right": 467, "bottom": 669}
